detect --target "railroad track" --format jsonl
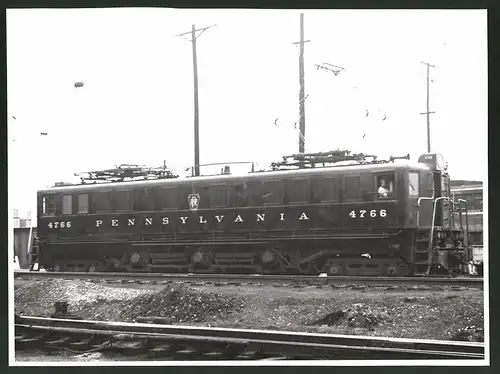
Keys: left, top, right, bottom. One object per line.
{"left": 15, "top": 315, "right": 484, "bottom": 361}
{"left": 14, "top": 270, "right": 484, "bottom": 289}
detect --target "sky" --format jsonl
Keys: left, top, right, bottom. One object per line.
{"left": 7, "top": 8, "right": 488, "bottom": 215}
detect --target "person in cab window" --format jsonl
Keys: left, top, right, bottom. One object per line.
{"left": 378, "top": 178, "right": 391, "bottom": 198}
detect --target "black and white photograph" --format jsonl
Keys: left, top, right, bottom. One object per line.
{"left": 8, "top": 7, "right": 488, "bottom": 366}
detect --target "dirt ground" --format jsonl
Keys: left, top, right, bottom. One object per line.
{"left": 14, "top": 279, "right": 484, "bottom": 342}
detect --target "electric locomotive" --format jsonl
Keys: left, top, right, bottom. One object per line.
{"left": 29, "top": 150, "right": 474, "bottom": 276}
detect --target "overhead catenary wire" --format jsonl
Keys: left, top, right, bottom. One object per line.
{"left": 271, "top": 60, "right": 388, "bottom": 153}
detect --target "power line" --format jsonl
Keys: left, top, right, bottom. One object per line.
{"left": 315, "top": 62, "right": 345, "bottom": 76}
{"left": 177, "top": 24, "right": 216, "bottom": 177}
{"left": 420, "top": 61, "right": 436, "bottom": 153}
{"left": 292, "top": 13, "right": 310, "bottom": 155}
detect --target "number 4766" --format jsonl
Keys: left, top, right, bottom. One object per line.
{"left": 349, "top": 209, "right": 387, "bottom": 218}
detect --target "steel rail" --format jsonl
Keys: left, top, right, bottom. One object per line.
{"left": 15, "top": 316, "right": 484, "bottom": 360}
{"left": 13, "top": 270, "right": 484, "bottom": 288}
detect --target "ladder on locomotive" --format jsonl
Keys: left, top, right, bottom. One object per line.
{"left": 413, "top": 196, "right": 470, "bottom": 275}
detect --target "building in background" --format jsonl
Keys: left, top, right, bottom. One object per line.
{"left": 13, "top": 208, "right": 33, "bottom": 229}
{"left": 13, "top": 208, "right": 36, "bottom": 269}
{"left": 450, "top": 181, "right": 483, "bottom": 246}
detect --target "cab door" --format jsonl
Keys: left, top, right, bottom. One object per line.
{"left": 408, "top": 170, "right": 434, "bottom": 229}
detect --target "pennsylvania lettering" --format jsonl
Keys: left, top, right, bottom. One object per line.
{"left": 95, "top": 212, "right": 310, "bottom": 227}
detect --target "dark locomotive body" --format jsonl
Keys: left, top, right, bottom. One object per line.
{"left": 31, "top": 152, "right": 473, "bottom": 276}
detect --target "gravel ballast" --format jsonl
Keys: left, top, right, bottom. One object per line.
{"left": 14, "top": 279, "right": 484, "bottom": 342}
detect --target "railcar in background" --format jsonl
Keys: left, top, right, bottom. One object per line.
{"left": 29, "top": 150, "right": 477, "bottom": 276}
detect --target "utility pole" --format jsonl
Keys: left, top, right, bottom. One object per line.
{"left": 177, "top": 24, "right": 216, "bottom": 177}
{"left": 420, "top": 61, "right": 436, "bottom": 153}
{"left": 293, "top": 13, "right": 310, "bottom": 154}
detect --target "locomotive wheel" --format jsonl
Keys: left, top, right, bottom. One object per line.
{"left": 386, "top": 264, "right": 397, "bottom": 276}
{"left": 260, "top": 250, "right": 279, "bottom": 270}
{"left": 305, "top": 260, "right": 320, "bottom": 275}
{"left": 260, "top": 247, "right": 288, "bottom": 272}
{"left": 261, "top": 250, "right": 275, "bottom": 264}
{"left": 322, "top": 260, "right": 343, "bottom": 276}
{"left": 88, "top": 264, "right": 98, "bottom": 273}
{"left": 190, "top": 250, "right": 212, "bottom": 271}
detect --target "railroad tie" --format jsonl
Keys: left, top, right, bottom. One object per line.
{"left": 16, "top": 335, "right": 46, "bottom": 350}
{"left": 147, "top": 343, "right": 176, "bottom": 359}
{"left": 201, "top": 351, "right": 224, "bottom": 360}
{"left": 113, "top": 340, "right": 150, "bottom": 356}
{"left": 44, "top": 336, "right": 74, "bottom": 349}
{"left": 173, "top": 349, "right": 199, "bottom": 360}
{"left": 69, "top": 338, "right": 94, "bottom": 351}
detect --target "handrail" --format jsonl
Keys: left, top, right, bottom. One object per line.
{"left": 416, "top": 196, "right": 435, "bottom": 231}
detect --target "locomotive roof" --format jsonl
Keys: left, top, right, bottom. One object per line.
{"left": 38, "top": 160, "right": 431, "bottom": 194}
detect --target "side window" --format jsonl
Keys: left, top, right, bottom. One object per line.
{"left": 345, "top": 176, "right": 361, "bottom": 200}
{"left": 288, "top": 179, "right": 309, "bottom": 204}
{"left": 246, "top": 181, "right": 284, "bottom": 206}
{"left": 42, "top": 195, "right": 58, "bottom": 216}
{"left": 263, "top": 180, "right": 284, "bottom": 205}
{"left": 229, "top": 182, "right": 247, "bottom": 207}
{"left": 375, "top": 173, "right": 395, "bottom": 199}
{"left": 467, "top": 193, "right": 483, "bottom": 211}
{"left": 78, "top": 194, "right": 89, "bottom": 214}
{"left": 132, "top": 188, "right": 155, "bottom": 211}
{"left": 247, "top": 181, "right": 264, "bottom": 206}
{"left": 427, "top": 172, "right": 435, "bottom": 192}
{"left": 311, "top": 178, "right": 335, "bottom": 202}
{"left": 176, "top": 186, "right": 191, "bottom": 210}
{"left": 409, "top": 172, "right": 419, "bottom": 197}
{"left": 210, "top": 185, "right": 227, "bottom": 208}
{"left": 154, "top": 187, "right": 178, "bottom": 210}
{"left": 112, "top": 190, "right": 131, "bottom": 212}
{"left": 62, "top": 195, "right": 72, "bottom": 215}
{"left": 93, "top": 191, "right": 111, "bottom": 213}
{"left": 198, "top": 186, "right": 211, "bottom": 209}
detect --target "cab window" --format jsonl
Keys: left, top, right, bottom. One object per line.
{"left": 62, "top": 195, "right": 72, "bottom": 215}
{"left": 78, "top": 194, "right": 89, "bottom": 214}
{"left": 375, "top": 173, "right": 395, "bottom": 199}
{"left": 42, "top": 195, "right": 59, "bottom": 216}
{"left": 408, "top": 172, "right": 419, "bottom": 197}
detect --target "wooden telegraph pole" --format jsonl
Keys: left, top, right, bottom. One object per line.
{"left": 420, "top": 61, "right": 436, "bottom": 153}
{"left": 178, "top": 24, "right": 215, "bottom": 176}
{"left": 293, "top": 13, "right": 310, "bottom": 154}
